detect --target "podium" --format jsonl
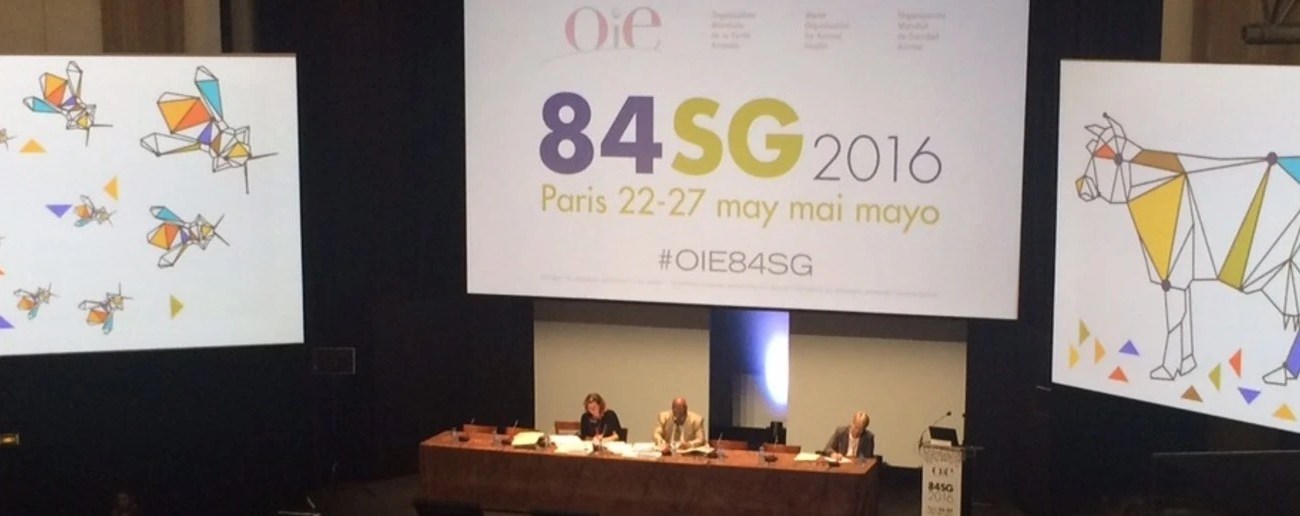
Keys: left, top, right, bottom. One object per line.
{"left": 919, "top": 443, "right": 976, "bottom": 516}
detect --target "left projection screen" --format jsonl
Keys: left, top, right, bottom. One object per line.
{"left": 0, "top": 56, "right": 303, "bottom": 356}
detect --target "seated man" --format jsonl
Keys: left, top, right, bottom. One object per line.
{"left": 652, "top": 397, "right": 706, "bottom": 451}
{"left": 822, "top": 410, "right": 875, "bottom": 460}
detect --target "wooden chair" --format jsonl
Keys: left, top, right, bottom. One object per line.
{"left": 553, "top": 420, "right": 580, "bottom": 435}
{"left": 461, "top": 423, "right": 496, "bottom": 435}
{"left": 710, "top": 439, "right": 750, "bottom": 451}
{"left": 761, "top": 443, "right": 801, "bottom": 454}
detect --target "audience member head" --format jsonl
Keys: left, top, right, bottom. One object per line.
{"left": 583, "top": 392, "right": 606, "bottom": 419}
{"left": 850, "top": 410, "right": 870, "bottom": 437}
{"left": 112, "top": 491, "right": 139, "bottom": 515}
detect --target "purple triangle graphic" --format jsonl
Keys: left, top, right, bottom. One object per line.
{"left": 1239, "top": 387, "right": 1261, "bottom": 405}
{"left": 1119, "top": 340, "right": 1140, "bottom": 356}
{"left": 0, "top": 314, "right": 12, "bottom": 329}
{"left": 46, "top": 204, "right": 72, "bottom": 218}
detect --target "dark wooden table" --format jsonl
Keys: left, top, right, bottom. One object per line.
{"left": 418, "top": 431, "right": 879, "bottom": 515}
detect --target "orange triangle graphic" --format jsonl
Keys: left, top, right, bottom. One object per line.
{"left": 20, "top": 139, "right": 45, "bottom": 154}
{"left": 1230, "top": 349, "right": 1243, "bottom": 377}
{"left": 1095, "top": 143, "right": 1116, "bottom": 159}
{"left": 104, "top": 177, "right": 119, "bottom": 201}
{"left": 1094, "top": 338, "right": 1106, "bottom": 364}
{"left": 1109, "top": 366, "right": 1128, "bottom": 382}
{"left": 1181, "top": 386, "right": 1202, "bottom": 402}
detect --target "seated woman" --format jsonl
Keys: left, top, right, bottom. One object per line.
{"left": 579, "top": 392, "right": 622, "bottom": 442}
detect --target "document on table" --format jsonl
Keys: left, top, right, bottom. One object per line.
{"left": 601, "top": 441, "right": 632, "bottom": 455}
{"left": 795, "top": 452, "right": 846, "bottom": 463}
{"left": 549, "top": 434, "right": 583, "bottom": 446}
{"left": 554, "top": 441, "right": 595, "bottom": 455}
{"left": 674, "top": 445, "right": 714, "bottom": 455}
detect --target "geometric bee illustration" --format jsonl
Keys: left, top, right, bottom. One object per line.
{"left": 0, "top": 128, "right": 13, "bottom": 150}
{"left": 145, "top": 206, "right": 228, "bottom": 268}
{"left": 14, "top": 284, "right": 56, "bottom": 320}
{"left": 23, "top": 61, "right": 112, "bottom": 145}
{"left": 78, "top": 284, "right": 129, "bottom": 335}
{"left": 73, "top": 195, "right": 115, "bottom": 227}
{"left": 140, "top": 66, "right": 275, "bottom": 194}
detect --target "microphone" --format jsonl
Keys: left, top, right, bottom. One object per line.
{"left": 917, "top": 411, "right": 952, "bottom": 448}
{"left": 501, "top": 420, "right": 519, "bottom": 446}
{"left": 706, "top": 432, "right": 722, "bottom": 459}
{"left": 459, "top": 418, "right": 475, "bottom": 442}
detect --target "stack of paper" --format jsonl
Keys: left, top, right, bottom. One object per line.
{"left": 511, "top": 431, "right": 545, "bottom": 448}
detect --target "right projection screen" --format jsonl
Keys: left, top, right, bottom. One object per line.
{"left": 1055, "top": 60, "right": 1300, "bottom": 432}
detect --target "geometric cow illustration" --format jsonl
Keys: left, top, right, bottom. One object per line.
{"left": 1075, "top": 113, "right": 1300, "bottom": 386}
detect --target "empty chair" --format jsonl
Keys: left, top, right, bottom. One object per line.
{"left": 461, "top": 423, "right": 496, "bottom": 435}
{"left": 761, "top": 443, "right": 801, "bottom": 454}
{"left": 710, "top": 439, "right": 750, "bottom": 451}
{"left": 554, "top": 420, "right": 580, "bottom": 435}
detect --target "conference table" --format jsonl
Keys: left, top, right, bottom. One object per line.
{"left": 418, "top": 431, "right": 880, "bottom": 515}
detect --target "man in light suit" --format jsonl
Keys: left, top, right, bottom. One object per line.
{"left": 822, "top": 410, "right": 876, "bottom": 460}
{"left": 652, "top": 397, "right": 706, "bottom": 451}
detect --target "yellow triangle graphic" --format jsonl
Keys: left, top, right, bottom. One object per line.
{"left": 20, "top": 139, "right": 45, "bottom": 154}
{"left": 1220, "top": 170, "right": 1269, "bottom": 288}
{"left": 1079, "top": 320, "right": 1090, "bottom": 345}
{"left": 1275, "top": 404, "right": 1296, "bottom": 421}
{"left": 1209, "top": 364, "right": 1222, "bottom": 391}
{"left": 1069, "top": 346, "right": 1080, "bottom": 368}
{"left": 1094, "top": 338, "right": 1106, "bottom": 364}
{"left": 169, "top": 295, "right": 184, "bottom": 319}
{"left": 1128, "top": 176, "right": 1185, "bottom": 280}
{"left": 104, "top": 177, "right": 119, "bottom": 201}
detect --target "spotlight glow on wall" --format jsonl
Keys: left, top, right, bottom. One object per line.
{"left": 764, "top": 333, "right": 789, "bottom": 408}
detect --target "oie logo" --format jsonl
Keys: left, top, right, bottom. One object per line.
{"left": 564, "top": 6, "right": 662, "bottom": 52}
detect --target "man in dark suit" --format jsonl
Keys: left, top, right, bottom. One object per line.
{"left": 822, "top": 411, "right": 875, "bottom": 460}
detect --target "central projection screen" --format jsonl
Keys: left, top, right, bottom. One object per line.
{"left": 0, "top": 56, "right": 302, "bottom": 356}
{"left": 465, "top": 0, "right": 1028, "bottom": 318}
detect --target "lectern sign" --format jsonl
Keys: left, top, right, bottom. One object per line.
{"left": 920, "top": 445, "right": 962, "bottom": 515}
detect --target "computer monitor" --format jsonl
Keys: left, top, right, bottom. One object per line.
{"left": 928, "top": 426, "right": 960, "bottom": 446}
